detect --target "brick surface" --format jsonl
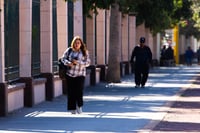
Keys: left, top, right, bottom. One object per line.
{"left": 151, "top": 77, "right": 200, "bottom": 133}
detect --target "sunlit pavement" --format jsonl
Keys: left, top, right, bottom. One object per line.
{"left": 0, "top": 65, "right": 200, "bottom": 133}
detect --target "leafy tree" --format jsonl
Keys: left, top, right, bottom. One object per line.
{"left": 179, "top": 20, "right": 200, "bottom": 39}
{"left": 130, "top": 0, "right": 192, "bottom": 34}
{"left": 179, "top": 0, "right": 200, "bottom": 40}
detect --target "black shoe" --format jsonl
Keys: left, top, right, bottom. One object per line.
{"left": 141, "top": 85, "right": 145, "bottom": 88}
{"left": 71, "top": 110, "right": 76, "bottom": 114}
{"left": 135, "top": 85, "right": 140, "bottom": 88}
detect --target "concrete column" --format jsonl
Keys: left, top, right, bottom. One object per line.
{"left": 57, "top": 0, "right": 68, "bottom": 58}
{"left": 19, "top": 0, "right": 32, "bottom": 77}
{"left": 179, "top": 35, "right": 186, "bottom": 64}
{"left": 194, "top": 38, "right": 198, "bottom": 52}
{"left": 19, "top": 0, "right": 34, "bottom": 107}
{"left": 128, "top": 15, "right": 136, "bottom": 58}
{"left": 105, "top": 10, "right": 110, "bottom": 65}
{"left": 156, "top": 33, "right": 161, "bottom": 60}
{"left": 145, "top": 28, "right": 154, "bottom": 58}
{"left": 96, "top": 9, "right": 106, "bottom": 64}
{"left": 190, "top": 36, "right": 196, "bottom": 51}
{"left": 121, "top": 15, "right": 128, "bottom": 61}
{"left": 0, "top": 0, "right": 5, "bottom": 82}
{"left": 179, "top": 35, "right": 185, "bottom": 55}
{"left": 74, "top": 0, "right": 83, "bottom": 38}
{"left": 40, "top": 0, "right": 52, "bottom": 73}
{"left": 86, "top": 11, "right": 95, "bottom": 65}
{"left": 40, "top": 0, "right": 54, "bottom": 101}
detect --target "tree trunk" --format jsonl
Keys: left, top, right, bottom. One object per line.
{"left": 106, "top": 3, "right": 121, "bottom": 83}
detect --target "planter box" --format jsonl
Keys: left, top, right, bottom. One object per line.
{"left": 33, "top": 78, "right": 46, "bottom": 105}
{"left": 7, "top": 83, "right": 25, "bottom": 113}
{"left": 54, "top": 76, "right": 63, "bottom": 97}
{"left": 96, "top": 68, "right": 101, "bottom": 84}
{"left": 84, "top": 69, "right": 91, "bottom": 87}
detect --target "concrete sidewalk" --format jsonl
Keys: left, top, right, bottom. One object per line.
{"left": 151, "top": 86, "right": 200, "bottom": 133}
{"left": 0, "top": 65, "right": 200, "bottom": 133}
{"left": 139, "top": 65, "right": 200, "bottom": 133}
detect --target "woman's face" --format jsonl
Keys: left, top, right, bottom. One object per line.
{"left": 74, "top": 39, "right": 81, "bottom": 51}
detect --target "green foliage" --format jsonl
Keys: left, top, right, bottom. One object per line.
{"left": 135, "top": 0, "right": 173, "bottom": 34}
{"left": 179, "top": 0, "right": 200, "bottom": 40}
{"left": 179, "top": 20, "right": 200, "bottom": 40}
{"left": 65, "top": 0, "right": 193, "bottom": 35}
{"left": 83, "top": 0, "right": 115, "bottom": 17}
{"left": 134, "top": 0, "right": 192, "bottom": 34}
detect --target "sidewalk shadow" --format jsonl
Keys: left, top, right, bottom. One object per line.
{"left": 153, "top": 121, "right": 200, "bottom": 132}
{"left": 181, "top": 88, "right": 200, "bottom": 97}
{"left": 151, "top": 83, "right": 200, "bottom": 132}
{"left": 171, "top": 88, "right": 200, "bottom": 109}
{"left": 171, "top": 100, "right": 200, "bottom": 109}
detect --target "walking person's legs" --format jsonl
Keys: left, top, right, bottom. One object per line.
{"left": 141, "top": 66, "right": 149, "bottom": 87}
{"left": 134, "top": 67, "right": 141, "bottom": 87}
{"left": 66, "top": 75, "right": 76, "bottom": 114}
{"left": 75, "top": 76, "right": 85, "bottom": 113}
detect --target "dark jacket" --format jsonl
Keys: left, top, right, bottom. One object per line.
{"left": 130, "top": 45, "right": 152, "bottom": 66}
{"left": 185, "top": 49, "right": 194, "bottom": 59}
{"left": 165, "top": 47, "right": 174, "bottom": 60}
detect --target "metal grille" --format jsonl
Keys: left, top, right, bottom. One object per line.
{"left": 53, "top": 0, "right": 58, "bottom": 74}
{"left": 4, "top": 0, "right": 20, "bottom": 83}
{"left": 32, "top": 0, "right": 40, "bottom": 77}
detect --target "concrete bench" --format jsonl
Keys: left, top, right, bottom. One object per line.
{"left": 53, "top": 76, "right": 63, "bottom": 97}
{"left": 8, "top": 83, "right": 25, "bottom": 113}
{"left": 33, "top": 78, "right": 46, "bottom": 105}
{"left": 96, "top": 67, "right": 101, "bottom": 84}
{"left": 0, "top": 83, "right": 25, "bottom": 116}
{"left": 85, "top": 69, "right": 91, "bottom": 87}
{"left": 96, "top": 65, "right": 107, "bottom": 82}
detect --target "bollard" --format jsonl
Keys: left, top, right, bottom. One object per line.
{"left": 0, "top": 83, "right": 8, "bottom": 116}
{"left": 41, "top": 73, "right": 54, "bottom": 101}
{"left": 87, "top": 65, "right": 96, "bottom": 86}
{"left": 96, "top": 64, "right": 106, "bottom": 82}
{"left": 19, "top": 77, "right": 34, "bottom": 107}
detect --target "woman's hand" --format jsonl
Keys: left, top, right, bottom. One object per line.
{"left": 67, "top": 62, "right": 74, "bottom": 67}
{"left": 72, "top": 59, "right": 78, "bottom": 65}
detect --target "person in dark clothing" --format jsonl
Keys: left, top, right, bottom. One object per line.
{"left": 185, "top": 46, "right": 194, "bottom": 66}
{"left": 165, "top": 45, "right": 174, "bottom": 60}
{"left": 130, "top": 37, "right": 152, "bottom": 88}
{"left": 163, "top": 45, "right": 174, "bottom": 66}
{"left": 160, "top": 45, "right": 167, "bottom": 66}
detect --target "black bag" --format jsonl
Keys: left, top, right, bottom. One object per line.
{"left": 58, "top": 58, "right": 70, "bottom": 80}
{"left": 58, "top": 48, "right": 72, "bottom": 79}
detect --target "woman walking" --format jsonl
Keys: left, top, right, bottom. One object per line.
{"left": 61, "top": 36, "right": 90, "bottom": 114}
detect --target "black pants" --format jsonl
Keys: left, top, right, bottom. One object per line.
{"left": 134, "top": 65, "right": 149, "bottom": 86}
{"left": 66, "top": 75, "right": 85, "bottom": 110}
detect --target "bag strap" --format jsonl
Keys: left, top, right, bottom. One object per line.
{"left": 59, "top": 47, "right": 72, "bottom": 64}
{"left": 66, "top": 47, "right": 72, "bottom": 59}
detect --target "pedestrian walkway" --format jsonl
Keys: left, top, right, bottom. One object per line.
{"left": 0, "top": 65, "right": 200, "bottom": 133}
{"left": 139, "top": 66, "right": 200, "bottom": 133}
